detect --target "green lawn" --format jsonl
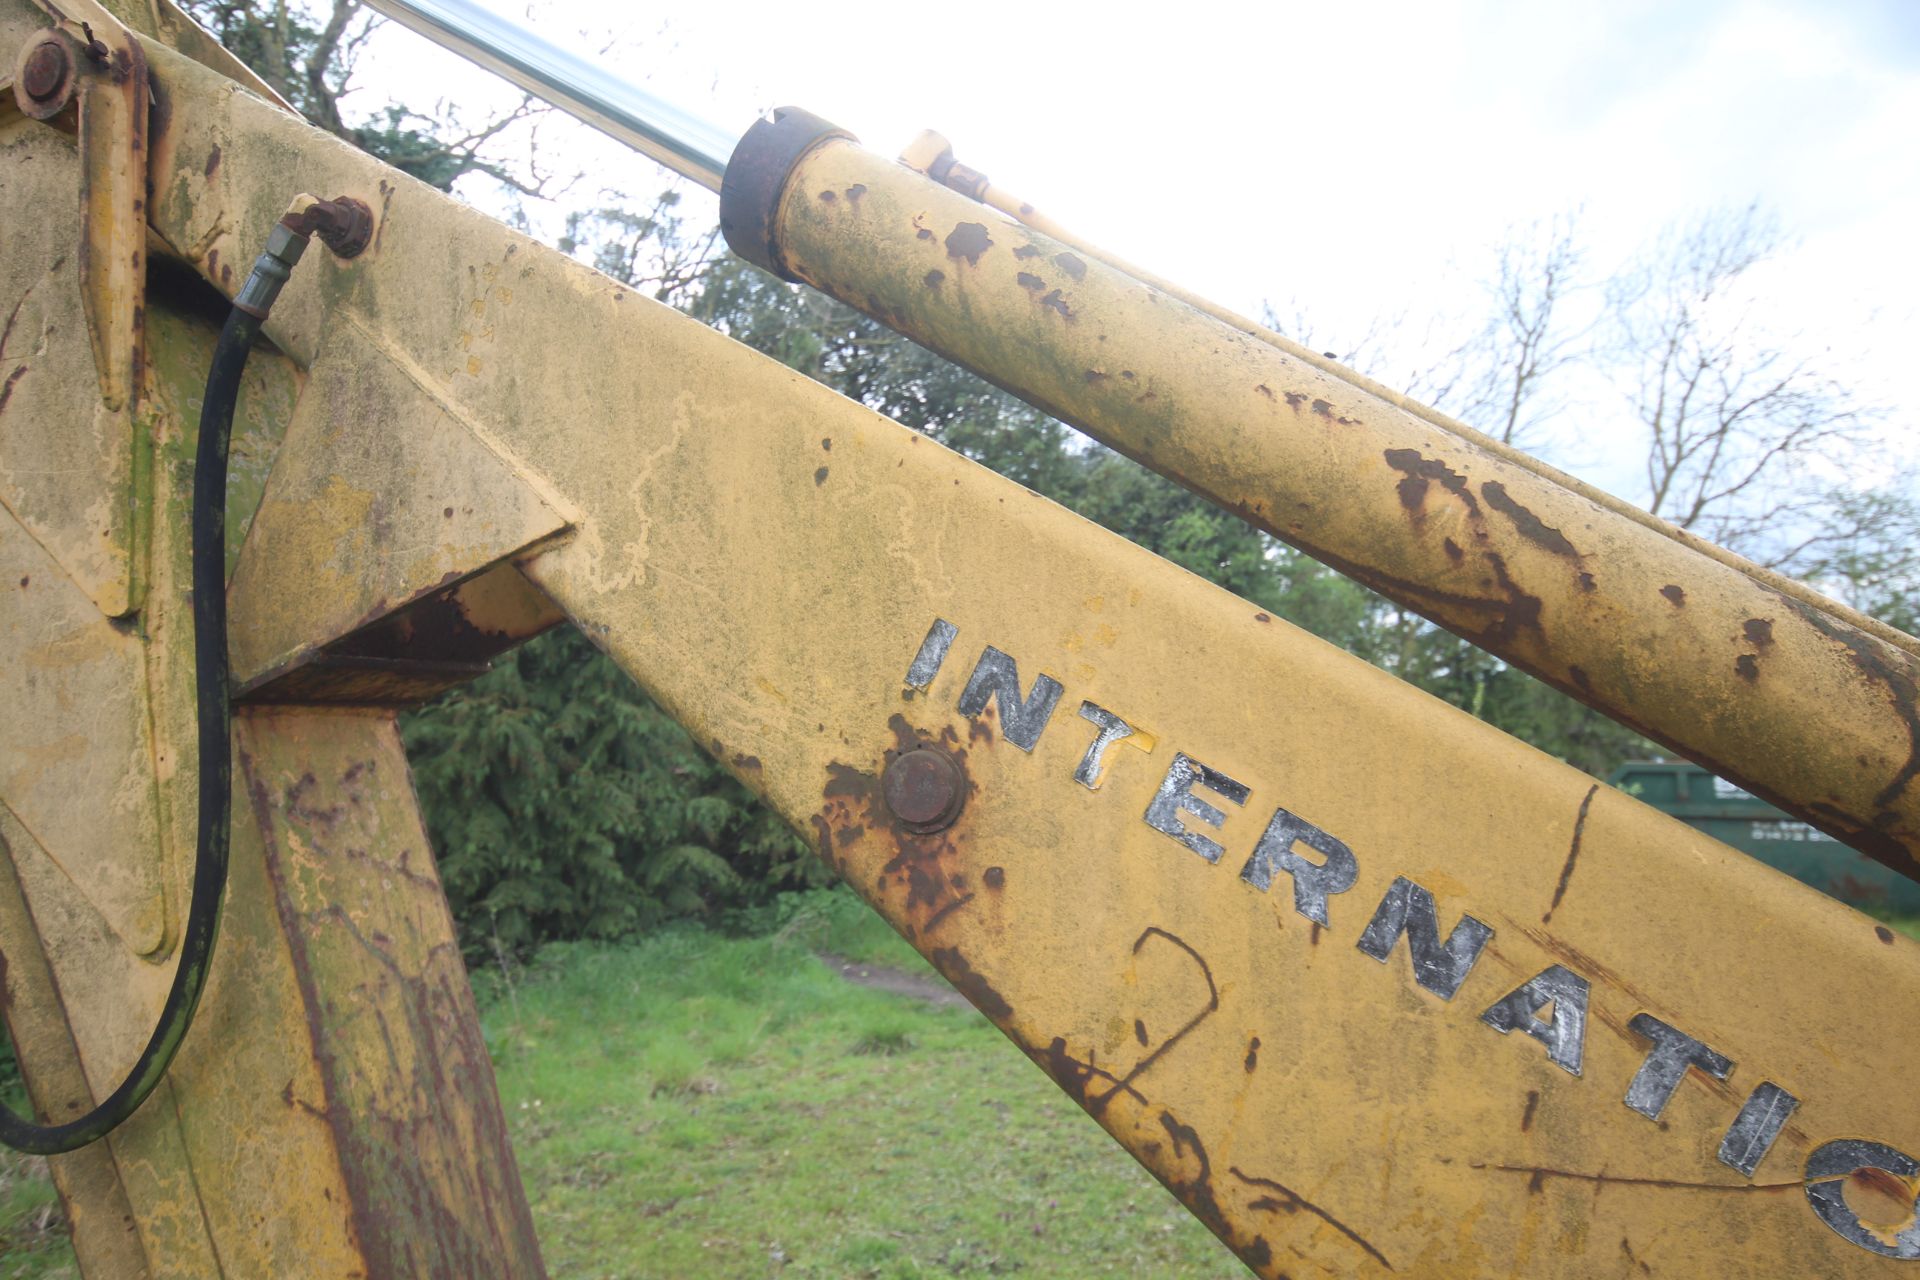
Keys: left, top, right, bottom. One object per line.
{"left": 0, "top": 1149, "right": 67, "bottom": 1280}
{"left": 482, "top": 895, "right": 1246, "bottom": 1278}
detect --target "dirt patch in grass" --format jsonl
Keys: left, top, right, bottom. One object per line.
{"left": 817, "top": 950, "right": 971, "bottom": 1010}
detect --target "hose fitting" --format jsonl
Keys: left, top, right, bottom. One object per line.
{"left": 233, "top": 194, "right": 374, "bottom": 317}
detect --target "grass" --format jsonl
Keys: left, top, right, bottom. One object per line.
{"left": 478, "top": 892, "right": 1246, "bottom": 1279}
{"left": 0, "top": 1150, "right": 70, "bottom": 1280}
{"left": 9, "top": 896, "right": 1915, "bottom": 1276}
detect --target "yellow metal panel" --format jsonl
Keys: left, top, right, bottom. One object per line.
{"left": 231, "top": 707, "right": 546, "bottom": 1278}
{"left": 226, "top": 316, "right": 568, "bottom": 689}
{"left": 137, "top": 47, "right": 1920, "bottom": 1273}
{"left": 0, "top": 501, "right": 167, "bottom": 959}
{"left": 0, "top": 115, "right": 133, "bottom": 616}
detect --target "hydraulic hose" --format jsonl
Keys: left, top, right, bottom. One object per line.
{"left": 0, "top": 198, "right": 362, "bottom": 1154}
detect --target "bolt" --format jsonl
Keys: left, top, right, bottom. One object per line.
{"left": 882, "top": 747, "right": 965, "bottom": 834}
{"left": 22, "top": 42, "right": 69, "bottom": 103}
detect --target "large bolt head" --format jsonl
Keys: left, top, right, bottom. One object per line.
{"left": 21, "top": 41, "right": 69, "bottom": 103}
{"left": 882, "top": 748, "right": 965, "bottom": 834}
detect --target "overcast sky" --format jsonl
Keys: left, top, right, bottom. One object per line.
{"left": 355, "top": 0, "right": 1919, "bottom": 501}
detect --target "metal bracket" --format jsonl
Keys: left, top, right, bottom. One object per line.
{"left": 16, "top": 0, "right": 146, "bottom": 414}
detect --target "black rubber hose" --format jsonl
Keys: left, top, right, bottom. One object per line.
{"left": 0, "top": 305, "right": 261, "bottom": 1154}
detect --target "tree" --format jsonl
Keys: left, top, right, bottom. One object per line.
{"left": 1605, "top": 203, "right": 1870, "bottom": 557}
{"left": 401, "top": 628, "right": 828, "bottom": 956}
{"left": 181, "top": 0, "right": 556, "bottom": 194}
{"left": 1261, "top": 200, "right": 1917, "bottom": 778}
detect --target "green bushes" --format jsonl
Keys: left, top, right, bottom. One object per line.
{"left": 400, "top": 627, "right": 830, "bottom": 959}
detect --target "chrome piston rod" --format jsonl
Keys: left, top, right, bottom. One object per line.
{"left": 357, "top": 0, "right": 736, "bottom": 192}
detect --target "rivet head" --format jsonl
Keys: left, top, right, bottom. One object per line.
{"left": 882, "top": 748, "right": 965, "bottom": 834}
{"left": 22, "top": 42, "right": 69, "bottom": 102}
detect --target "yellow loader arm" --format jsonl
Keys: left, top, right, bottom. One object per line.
{"left": 1, "top": 1, "right": 1915, "bottom": 1276}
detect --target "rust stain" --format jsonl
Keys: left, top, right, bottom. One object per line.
{"left": 1382, "top": 448, "right": 1478, "bottom": 517}
{"left": 1481, "top": 482, "right": 1579, "bottom": 559}
{"left": 1541, "top": 784, "right": 1598, "bottom": 925}
{"left": 921, "top": 892, "right": 975, "bottom": 934}
{"left": 817, "top": 716, "right": 986, "bottom": 944}
{"left": 1052, "top": 252, "right": 1087, "bottom": 281}
{"left": 1, "top": 289, "right": 31, "bottom": 359}
{"left": 1158, "top": 1112, "right": 1232, "bottom": 1239}
{"left": 1043, "top": 1036, "right": 1145, "bottom": 1111}
{"left": 1787, "top": 598, "right": 1920, "bottom": 834}
{"left": 808, "top": 814, "right": 835, "bottom": 868}
{"left": 929, "top": 947, "right": 1011, "bottom": 1018}
{"left": 1472, "top": 1163, "right": 1798, "bottom": 1193}
{"left": 1230, "top": 1166, "right": 1395, "bottom": 1271}
{"left": 945, "top": 222, "right": 993, "bottom": 267}
{"left": 0, "top": 366, "right": 25, "bottom": 417}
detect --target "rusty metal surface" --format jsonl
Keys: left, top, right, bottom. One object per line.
{"left": 231, "top": 707, "right": 546, "bottom": 1279}
{"left": 241, "top": 561, "right": 565, "bottom": 705}
{"left": 758, "top": 137, "right": 1920, "bottom": 884}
